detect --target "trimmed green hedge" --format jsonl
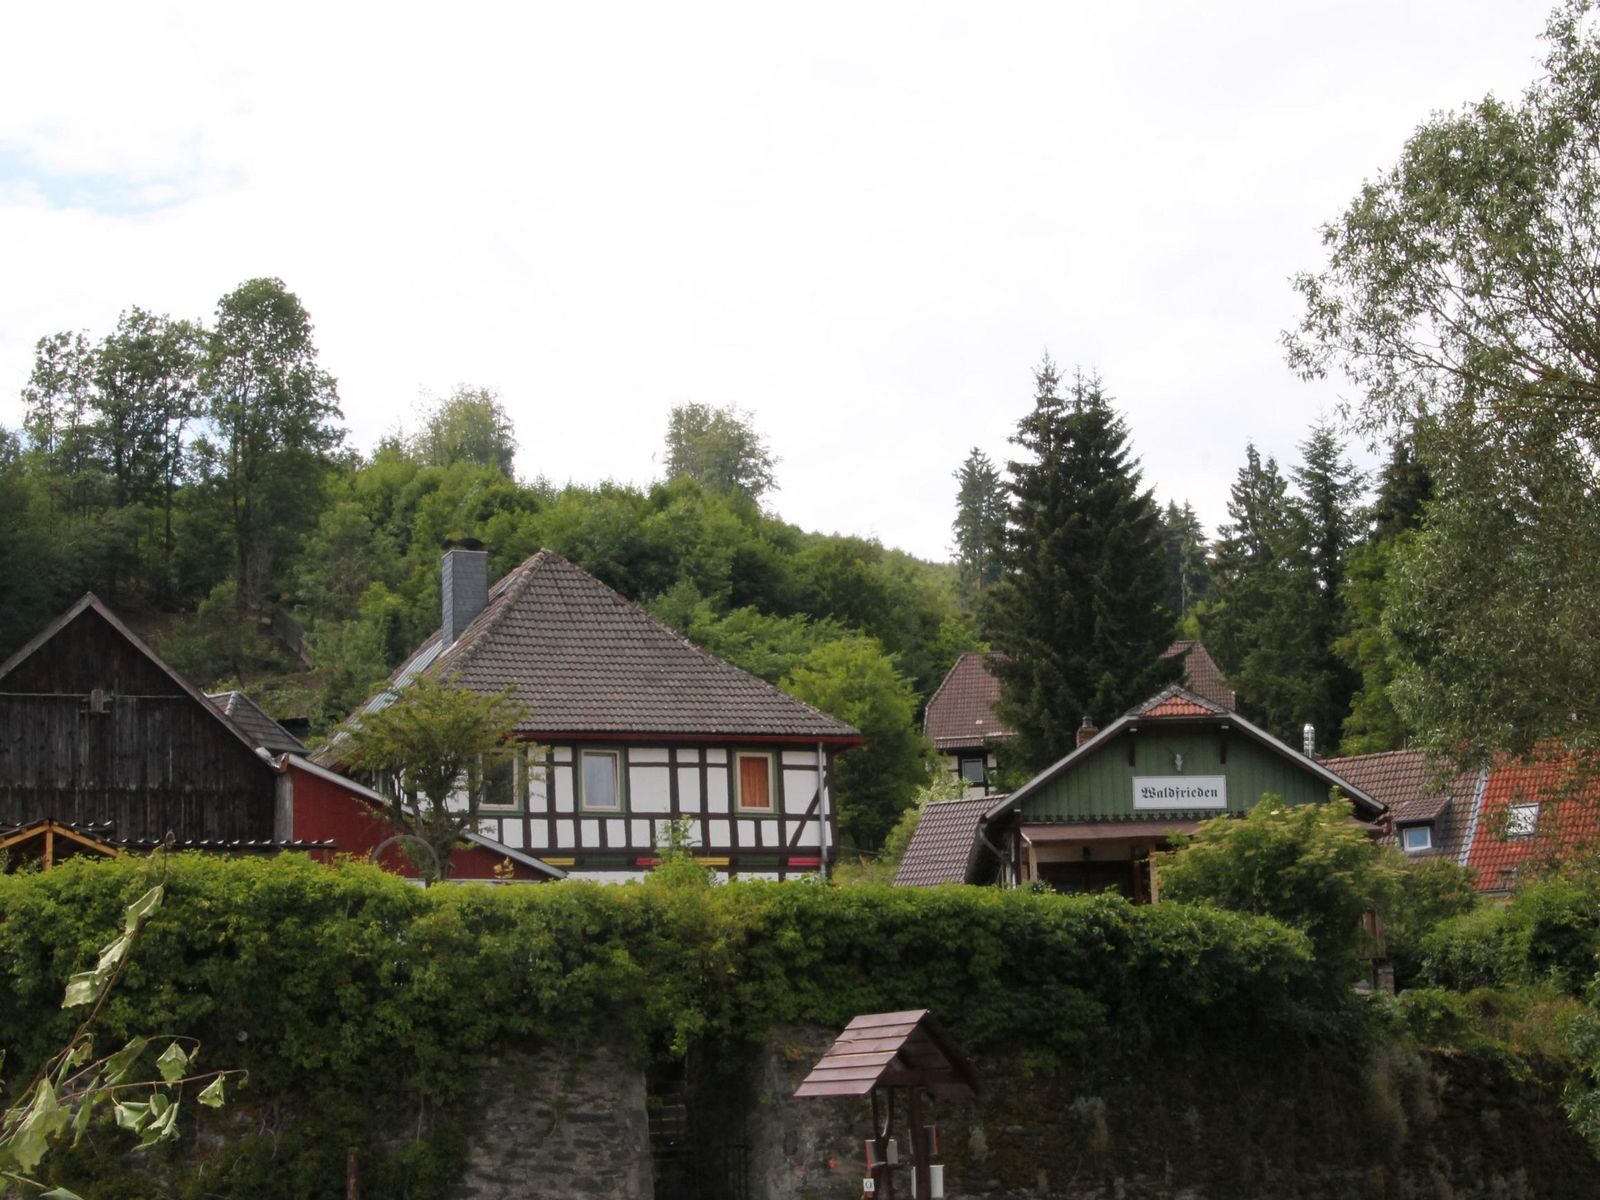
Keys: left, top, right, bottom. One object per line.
{"left": 0, "top": 854, "right": 1337, "bottom": 1195}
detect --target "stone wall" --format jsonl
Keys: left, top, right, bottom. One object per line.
{"left": 451, "top": 1043, "right": 653, "bottom": 1200}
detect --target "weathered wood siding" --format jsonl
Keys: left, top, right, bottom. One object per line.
{"left": 0, "top": 607, "right": 275, "bottom": 843}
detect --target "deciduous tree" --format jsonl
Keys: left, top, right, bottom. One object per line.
{"left": 663, "top": 402, "right": 776, "bottom": 501}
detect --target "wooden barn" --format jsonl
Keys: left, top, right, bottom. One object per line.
{"left": 0, "top": 594, "right": 317, "bottom": 859}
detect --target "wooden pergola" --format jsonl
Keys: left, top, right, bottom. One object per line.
{"left": 795, "top": 1010, "right": 979, "bottom": 1199}
{"left": 0, "top": 819, "right": 122, "bottom": 870}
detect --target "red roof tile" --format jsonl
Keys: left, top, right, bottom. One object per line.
{"left": 923, "top": 652, "right": 1009, "bottom": 750}
{"left": 894, "top": 795, "right": 997, "bottom": 886}
{"left": 378, "top": 551, "right": 861, "bottom": 741}
{"left": 1466, "top": 755, "right": 1600, "bottom": 892}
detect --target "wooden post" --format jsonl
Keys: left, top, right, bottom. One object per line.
{"left": 43, "top": 826, "right": 54, "bottom": 871}
{"left": 908, "top": 1087, "right": 930, "bottom": 1200}
{"left": 346, "top": 1147, "right": 359, "bottom": 1200}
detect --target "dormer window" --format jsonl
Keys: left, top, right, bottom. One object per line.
{"left": 1508, "top": 803, "right": 1540, "bottom": 839}
{"left": 1400, "top": 824, "right": 1433, "bottom": 853}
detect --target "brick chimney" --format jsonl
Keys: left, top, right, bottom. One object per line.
{"left": 1076, "top": 715, "right": 1098, "bottom": 748}
{"left": 441, "top": 539, "right": 488, "bottom": 648}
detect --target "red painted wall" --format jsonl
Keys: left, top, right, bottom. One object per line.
{"left": 287, "top": 764, "right": 547, "bottom": 882}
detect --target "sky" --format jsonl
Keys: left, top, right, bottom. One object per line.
{"left": 0, "top": 0, "right": 1564, "bottom": 561}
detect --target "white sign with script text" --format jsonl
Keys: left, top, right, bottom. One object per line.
{"left": 1132, "top": 776, "right": 1227, "bottom": 810}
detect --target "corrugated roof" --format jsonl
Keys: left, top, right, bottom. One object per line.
{"left": 362, "top": 551, "right": 860, "bottom": 742}
{"left": 923, "top": 651, "right": 1009, "bottom": 749}
{"left": 207, "top": 691, "right": 307, "bottom": 754}
{"left": 893, "top": 794, "right": 997, "bottom": 887}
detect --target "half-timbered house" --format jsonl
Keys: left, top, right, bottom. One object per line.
{"left": 326, "top": 547, "right": 864, "bottom": 880}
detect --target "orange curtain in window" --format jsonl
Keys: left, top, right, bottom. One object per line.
{"left": 740, "top": 756, "right": 771, "bottom": 810}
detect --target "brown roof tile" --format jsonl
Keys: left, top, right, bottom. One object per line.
{"left": 923, "top": 652, "right": 1009, "bottom": 750}
{"left": 1160, "top": 641, "right": 1236, "bottom": 710}
{"left": 893, "top": 794, "right": 997, "bottom": 886}
{"left": 1321, "top": 749, "right": 1481, "bottom": 864}
{"left": 380, "top": 551, "right": 861, "bottom": 741}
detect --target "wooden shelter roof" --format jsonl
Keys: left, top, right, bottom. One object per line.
{"left": 793, "top": 1010, "right": 979, "bottom": 1100}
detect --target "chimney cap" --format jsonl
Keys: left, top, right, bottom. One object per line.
{"left": 442, "top": 537, "right": 486, "bottom": 552}
{"left": 1080, "top": 715, "right": 1096, "bottom": 728}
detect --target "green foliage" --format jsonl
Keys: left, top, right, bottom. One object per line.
{"left": 782, "top": 637, "right": 932, "bottom": 850}
{"left": 1420, "top": 875, "right": 1600, "bottom": 994}
{"left": 407, "top": 387, "right": 517, "bottom": 476}
{"left": 1159, "top": 796, "right": 1398, "bottom": 982}
{"left": 985, "top": 360, "right": 1178, "bottom": 772}
{"left": 330, "top": 675, "right": 527, "bottom": 882}
{"left": 1383, "top": 856, "right": 1480, "bottom": 988}
{"left": 834, "top": 770, "right": 966, "bottom": 885}
{"left": 951, "top": 447, "right": 1005, "bottom": 603}
{"left": 1287, "top": 2, "right": 1600, "bottom": 765}
{"left": 1158, "top": 499, "right": 1210, "bottom": 620}
{"left": 662, "top": 402, "right": 776, "bottom": 501}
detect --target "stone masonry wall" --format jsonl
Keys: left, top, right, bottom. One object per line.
{"left": 451, "top": 1042, "right": 652, "bottom": 1200}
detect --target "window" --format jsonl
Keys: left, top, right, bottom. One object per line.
{"left": 1508, "top": 803, "right": 1540, "bottom": 839}
{"left": 958, "top": 755, "right": 987, "bottom": 785}
{"left": 581, "top": 750, "right": 623, "bottom": 812}
{"left": 736, "top": 752, "right": 774, "bottom": 813}
{"left": 475, "top": 750, "right": 519, "bottom": 811}
{"left": 1400, "top": 824, "right": 1433, "bottom": 853}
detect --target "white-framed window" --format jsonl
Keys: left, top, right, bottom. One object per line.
{"left": 1400, "top": 824, "right": 1433, "bottom": 853}
{"left": 1508, "top": 803, "right": 1540, "bottom": 839}
{"left": 580, "top": 749, "right": 624, "bottom": 812}
{"left": 476, "top": 750, "right": 519, "bottom": 811}
{"left": 735, "top": 751, "right": 775, "bottom": 813}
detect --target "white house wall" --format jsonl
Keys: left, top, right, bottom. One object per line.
{"left": 467, "top": 741, "right": 837, "bottom": 880}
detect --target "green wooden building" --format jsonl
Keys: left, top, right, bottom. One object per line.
{"left": 917, "top": 685, "right": 1383, "bottom": 899}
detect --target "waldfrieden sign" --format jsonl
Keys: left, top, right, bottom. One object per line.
{"left": 1132, "top": 776, "right": 1227, "bottom": 810}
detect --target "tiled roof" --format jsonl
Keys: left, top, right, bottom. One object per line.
{"left": 207, "top": 691, "right": 307, "bottom": 754}
{"left": 1321, "top": 749, "right": 1482, "bottom": 864}
{"left": 1465, "top": 756, "right": 1600, "bottom": 893}
{"left": 893, "top": 795, "right": 997, "bottom": 887}
{"left": 1161, "top": 641, "right": 1236, "bottom": 710}
{"left": 376, "top": 551, "right": 860, "bottom": 741}
{"left": 923, "top": 652, "right": 1009, "bottom": 749}
{"left": 1130, "top": 684, "right": 1228, "bottom": 719}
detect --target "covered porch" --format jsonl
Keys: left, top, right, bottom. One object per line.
{"left": 1017, "top": 820, "right": 1203, "bottom": 903}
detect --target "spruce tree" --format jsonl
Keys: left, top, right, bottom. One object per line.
{"left": 1200, "top": 445, "right": 1324, "bottom": 746}
{"left": 951, "top": 447, "right": 1005, "bottom": 600}
{"left": 985, "top": 359, "right": 1177, "bottom": 774}
{"left": 1158, "top": 500, "right": 1210, "bottom": 620}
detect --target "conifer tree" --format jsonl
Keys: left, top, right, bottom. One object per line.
{"left": 985, "top": 359, "right": 1177, "bottom": 773}
{"left": 951, "top": 446, "right": 1005, "bottom": 599}
{"left": 1200, "top": 445, "right": 1324, "bottom": 745}
{"left": 1158, "top": 500, "right": 1210, "bottom": 619}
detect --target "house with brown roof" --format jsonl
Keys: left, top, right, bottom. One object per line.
{"left": 898, "top": 683, "right": 1382, "bottom": 895}
{"left": 328, "top": 546, "right": 864, "bottom": 881}
{"left": 1319, "top": 749, "right": 1485, "bottom": 868}
{"left": 923, "top": 642, "right": 1237, "bottom": 797}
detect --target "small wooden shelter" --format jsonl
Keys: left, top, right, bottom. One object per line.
{"left": 0, "top": 819, "right": 122, "bottom": 870}
{"left": 796, "top": 1010, "right": 979, "bottom": 1199}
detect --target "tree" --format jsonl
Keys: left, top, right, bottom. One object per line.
{"left": 984, "top": 359, "right": 1177, "bottom": 773}
{"left": 1159, "top": 796, "right": 1398, "bottom": 983}
{"left": 951, "top": 447, "right": 1005, "bottom": 599}
{"left": 332, "top": 675, "right": 527, "bottom": 882}
{"left": 1157, "top": 500, "right": 1210, "bottom": 620}
{"left": 782, "top": 636, "right": 931, "bottom": 851}
{"left": 663, "top": 402, "right": 777, "bottom": 501}
{"left": 204, "top": 278, "right": 342, "bottom": 610}
{"left": 1201, "top": 444, "right": 1328, "bottom": 747}
{"left": 409, "top": 386, "right": 518, "bottom": 475}
{"left": 1286, "top": 1, "right": 1600, "bottom": 761}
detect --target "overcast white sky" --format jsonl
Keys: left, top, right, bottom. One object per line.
{"left": 0, "top": 1, "right": 1561, "bottom": 561}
